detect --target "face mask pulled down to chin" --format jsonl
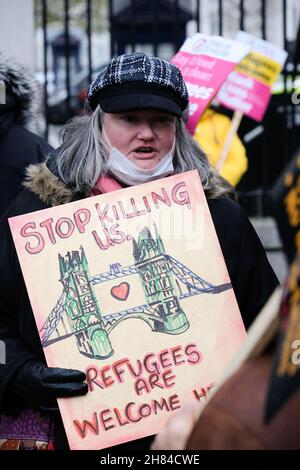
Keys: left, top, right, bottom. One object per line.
{"left": 103, "top": 128, "right": 175, "bottom": 186}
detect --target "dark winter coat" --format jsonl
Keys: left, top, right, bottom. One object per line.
{"left": 0, "top": 55, "right": 53, "bottom": 218}
{"left": 0, "top": 160, "right": 279, "bottom": 449}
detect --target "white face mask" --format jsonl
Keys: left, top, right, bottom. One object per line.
{"left": 103, "top": 127, "right": 175, "bottom": 186}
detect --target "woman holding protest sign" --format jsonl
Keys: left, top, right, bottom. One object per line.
{"left": 0, "top": 52, "right": 278, "bottom": 450}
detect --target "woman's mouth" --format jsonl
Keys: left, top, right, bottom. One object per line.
{"left": 132, "top": 147, "right": 157, "bottom": 159}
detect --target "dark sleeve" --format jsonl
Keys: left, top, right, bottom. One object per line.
{"left": 35, "top": 137, "right": 54, "bottom": 163}
{"left": 234, "top": 208, "right": 279, "bottom": 328}
{"left": 208, "top": 198, "right": 279, "bottom": 329}
{"left": 0, "top": 203, "right": 39, "bottom": 412}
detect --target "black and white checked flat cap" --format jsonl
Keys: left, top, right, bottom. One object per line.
{"left": 87, "top": 52, "right": 189, "bottom": 117}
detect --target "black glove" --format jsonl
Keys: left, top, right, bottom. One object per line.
{"left": 11, "top": 359, "right": 88, "bottom": 412}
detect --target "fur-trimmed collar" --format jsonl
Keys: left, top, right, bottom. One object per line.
{"left": 23, "top": 162, "right": 74, "bottom": 207}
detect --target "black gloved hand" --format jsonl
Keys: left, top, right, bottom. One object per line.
{"left": 11, "top": 359, "right": 88, "bottom": 412}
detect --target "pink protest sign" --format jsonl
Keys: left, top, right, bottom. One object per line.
{"left": 217, "top": 31, "right": 288, "bottom": 122}
{"left": 9, "top": 171, "right": 246, "bottom": 450}
{"left": 171, "top": 34, "right": 249, "bottom": 133}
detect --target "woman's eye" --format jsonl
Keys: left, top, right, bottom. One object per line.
{"left": 121, "top": 115, "right": 136, "bottom": 123}
{"left": 157, "top": 116, "right": 174, "bottom": 124}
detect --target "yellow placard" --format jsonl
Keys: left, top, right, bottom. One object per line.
{"left": 236, "top": 51, "right": 282, "bottom": 86}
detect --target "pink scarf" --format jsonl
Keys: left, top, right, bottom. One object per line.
{"left": 90, "top": 175, "right": 124, "bottom": 196}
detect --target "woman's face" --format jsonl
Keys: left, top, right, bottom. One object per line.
{"left": 103, "top": 109, "right": 176, "bottom": 170}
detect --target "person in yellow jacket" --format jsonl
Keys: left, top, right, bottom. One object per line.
{"left": 193, "top": 108, "right": 248, "bottom": 187}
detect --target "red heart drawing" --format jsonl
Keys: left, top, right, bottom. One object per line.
{"left": 110, "top": 282, "right": 130, "bottom": 301}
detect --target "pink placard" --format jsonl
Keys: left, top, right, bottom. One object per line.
{"left": 172, "top": 51, "right": 235, "bottom": 132}
{"left": 9, "top": 171, "right": 246, "bottom": 450}
{"left": 171, "top": 34, "right": 250, "bottom": 133}
{"left": 217, "top": 71, "right": 271, "bottom": 122}
{"left": 217, "top": 31, "right": 288, "bottom": 122}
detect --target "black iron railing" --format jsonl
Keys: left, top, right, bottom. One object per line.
{"left": 38, "top": 0, "right": 300, "bottom": 217}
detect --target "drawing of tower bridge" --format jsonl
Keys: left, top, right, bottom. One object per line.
{"left": 39, "top": 225, "right": 232, "bottom": 360}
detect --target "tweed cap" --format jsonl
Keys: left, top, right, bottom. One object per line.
{"left": 87, "top": 52, "right": 189, "bottom": 117}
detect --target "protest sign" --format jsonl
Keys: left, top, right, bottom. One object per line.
{"left": 272, "top": 150, "right": 300, "bottom": 264}
{"left": 9, "top": 171, "right": 246, "bottom": 450}
{"left": 217, "top": 31, "right": 288, "bottom": 122}
{"left": 171, "top": 34, "right": 250, "bottom": 133}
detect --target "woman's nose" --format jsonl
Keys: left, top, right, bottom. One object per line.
{"left": 136, "top": 122, "right": 155, "bottom": 140}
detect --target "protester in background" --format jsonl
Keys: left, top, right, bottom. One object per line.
{"left": 193, "top": 107, "right": 248, "bottom": 187}
{"left": 0, "top": 52, "right": 278, "bottom": 450}
{"left": 0, "top": 53, "right": 53, "bottom": 219}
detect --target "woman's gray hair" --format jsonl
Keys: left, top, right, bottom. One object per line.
{"left": 56, "top": 106, "right": 235, "bottom": 199}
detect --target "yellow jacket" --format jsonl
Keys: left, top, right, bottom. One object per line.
{"left": 193, "top": 109, "right": 248, "bottom": 187}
